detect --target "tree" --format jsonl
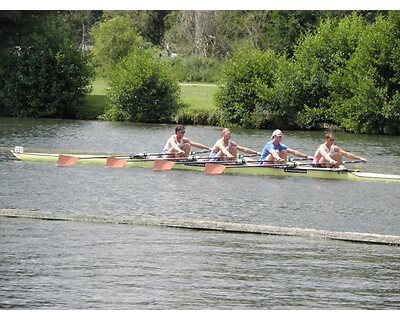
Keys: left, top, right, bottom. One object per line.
{"left": 91, "top": 14, "right": 150, "bottom": 73}
{"left": 58, "top": 10, "right": 103, "bottom": 51}
{"left": 101, "top": 10, "right": 169, "bottom": 46}
{"left": 102, "top": 49, "right": 180, "bottom": 123}
{"left": 0, "top": 11, "right": 53, "bottom": 49}
{"left": 214, "top": 47, "right": 282, "bottom": 128}
{"left": 289, "top": 14, "right": 366, "bottom": 129}
{"left": 0, "top": 16, "right": 94, "bottom": 118}
{"left": 329, "top": 12, "right": 400, "bottom": 134}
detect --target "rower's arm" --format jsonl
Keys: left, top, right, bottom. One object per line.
{"left": 236, "top": 145, "right": 259, "bottom": 155}
{"left": 338, "top": 147, "right": 366, "bottom": 161}
{"left": 217, "top": 141, "right": 233, "bottom": 158}
{"left": 269, "top": 149, "right": 283, "bottom": 161}
{"left": 188, "top": 140, "right": 212, "bottom": 150}
{"left": 287, "top": 148, "right": 308, "bottom": 158}
{"left": 320, "top": 146, "right": 335, "bottom": 163}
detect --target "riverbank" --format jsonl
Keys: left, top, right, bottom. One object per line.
{"left": 79, "top": 78, "right": 217, "bottom": 121}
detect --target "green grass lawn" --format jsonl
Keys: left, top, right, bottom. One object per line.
{"left": 79, "top": 78, "right": 108, "bottom": 119}
{"left": 79, "top": 78, "right": 217, "bottom": 120}
{"left": 179, "top": 83, "right": 217, "bottom": 112}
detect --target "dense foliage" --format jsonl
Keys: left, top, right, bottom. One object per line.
{"left": 90, "top": 15, "right": 151, "bottom": 75}
{"left": 328, "top": 13, "right": 400, "bottom": 135}
{"left": 1, "top": 10, "right": 399, "bottom": 135}
{"left": 215, "top": 12, "right": 400, "bottom": 135}
{"left": 0, "top": 16, "right": 93, "bottom": 118}
{"left": 101, "top": 49, "right": 180, "bottom": 123}
{"left": 214, "top": 47, "right": 283, "bottom": 128}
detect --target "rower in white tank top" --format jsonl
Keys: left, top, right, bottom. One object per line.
{"left": 164, "top": 135, "right": 184, "bottom": 153}
{"left": 163, "top": 125, "right": 212, "bottom": 158}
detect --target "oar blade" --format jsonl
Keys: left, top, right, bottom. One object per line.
{"left": 106, "top": 157, "right": 127, "bottom": 168}
{"left": 154, "top": 159, "right": 176, "bottom": 171}
{"left": 57, "top": 155, "right": 79, "bottom": 167}
{"left": 205, "top": 163, "right": 226, "bottom": 175}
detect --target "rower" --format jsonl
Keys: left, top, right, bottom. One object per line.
{"left": 313, "top": 132, "right": 367, "bottom": 168}
{"left": 259, "top": 129, "right": 313, "bottom": 164}
{"left": 163, "top": 125, "right": 212, "bottom": 158}
{"left": 209, "top": 128, "right": 260, "bottom": 160}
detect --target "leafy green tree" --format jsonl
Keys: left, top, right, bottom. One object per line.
{"left": 281, "top": 14, "right": 366, "bottom": 129}
{"left": 91, "top": 15, "right": 150, "bottom": 73}
{"left": 214, "top": 47, "right": 282, "bottom": 128}
{"left": 58, "top": 10, "right": 103, "bottom": 50}
{"left": 255, "top": 11, "right": 323, "bottom": 56}
{"left": 101, "top": 10, "right": 169, "bottom": 46}
{"left": 0, "top": 11, "right": 53, "bottom": 49}
{"left": 329, "top": 13, "right": 400, "bottom": 134}
{"left": 102, "top": 49, "right": 180, "bottom": 123}
{"left": 0, "top": 16, "right": 93, "bottom": 118}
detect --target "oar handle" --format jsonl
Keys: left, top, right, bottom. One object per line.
{"left": 343, "top": 159, "right": 367, "bottom": 164}
{"left": 130, "top": 151, "right": 178, "bottom": 158}
{"left": 289, "top": 156, "right": 314, "bottom": 161}
{"left": 313, "top": 159, "right": 367, "bottom": 166}
{"left": 238, "top": 153, "right": 261, "bottom": 158}
{"left": 190, "top": 150, "right": 210, "bottom": 155}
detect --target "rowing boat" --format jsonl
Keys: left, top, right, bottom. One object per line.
{"left": 10, "top": 148, "right": 204, "bottom": 171}
{"left": 10, "top": 147, "right": 400, "bottom": 182}
{"left": 202, "top": 163, "right": 400, "bottom": 182}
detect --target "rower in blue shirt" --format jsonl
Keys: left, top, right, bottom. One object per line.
{"left": 259, "top": 129, "right": 313, "bottom": 163}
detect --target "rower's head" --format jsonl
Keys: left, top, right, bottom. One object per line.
{"left": 220, "top": 128, "right": 232, "bottom": 139}
{"left": 324, "top": 132, "right": 335, "bottom": 144}
{"left": 175, "top": 125, "right": 186, "bottom": 135}
{"left": 271, "top": 129, "right": 283, "bottom": 140}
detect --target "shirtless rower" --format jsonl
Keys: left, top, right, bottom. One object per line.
{"left": 163, "top": 125, "right": 211, "bottom": 158}
{"left": 313, "top": 132, "right": 367, "bottom": 168}
{"left": 210, "top": 128, "right": 259, "bottom": 160}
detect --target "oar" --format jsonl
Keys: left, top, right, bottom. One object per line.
{"left": 57, "top": 155, "right": 80, "bottom": 167}
{"left": 106, "top": 157, "right": 128, "bottom": 168}
{"left": 154, "top": 159, "right": 176, "bottom": 171}
{"left": 57, "top": 151, "right": 181, "bottom": 166}
{"left": 237, "top": 153, "right": 260, "bottom": 158}
{"left": 191, "top": 150, "right": 211, "bottom": 155}
{"left": 154, "top": 157, "right": 252, "bottom": 171}
{"left": 290, "top": 157, "right": 314, "bottom": 161}
{"left": 343, "top": 159, "right": 367, "bottom": 164}
{"left": 204, "top": 162, "right": 292, "bottom": 175}
{"left": 108, "top": 155, "right": 186, "bottom": 168}
{"left": 129, "top": 151, "right": 180, "bottom": 158}
{"left": 309, "top": 159, "right": 367, "bottom": 167}
{"left": 57, "top": 154, "right": 133, "bottom": 166}
{"left": 153, "top": 156, "right": 205, "bottom": 171}
{"left": 204, "top": 163, "right": 227, "bottom": 175}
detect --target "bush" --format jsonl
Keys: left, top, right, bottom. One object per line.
{"left": 104, "top": 49, "right": 181, "bottom": 122}
{"left": 0, "top": 17, "right": 94, "bottom": 118}
{"left": 214, "top": 47, "right": 282, "bottom": 128}
{"left": 329, "top": 13, "right": 400, "bottom": 134}
{"left": 282, "top": 14, "right": 366, "bottom": 129}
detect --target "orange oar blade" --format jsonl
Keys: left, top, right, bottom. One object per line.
{"left": 106, "top": 157, "right": 127, "bottom": 168}
{"left": 58, "top": 155, "right": 79, "bottom": 167}
{"left": 205, "top": 163, "right": 226, "bottom": 175}
{"left": 154, "top": 159, "right": 176, "bottom": 171}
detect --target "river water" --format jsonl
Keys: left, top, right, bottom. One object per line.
{"left": 0, "top": 117, "right": 399, "bottom": 309}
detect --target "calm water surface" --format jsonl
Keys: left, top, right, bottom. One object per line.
{"left": 0, "top": 118, "right": 399, "bottom": 309}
